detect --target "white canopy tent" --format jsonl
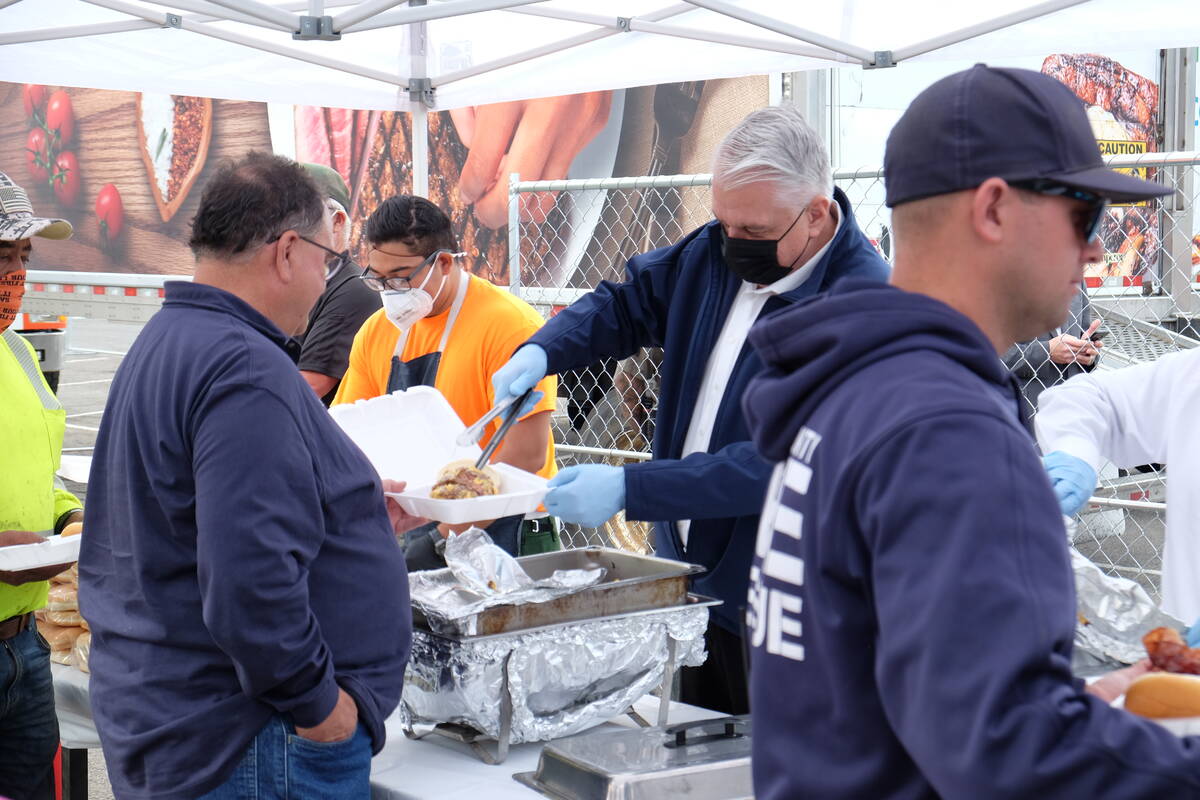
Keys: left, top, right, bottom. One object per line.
{"left": 2, "top": 0, "right": 1199, "bottom": 111}
{"left": 2, "top": 0, "right": 1197, "bottom": 192}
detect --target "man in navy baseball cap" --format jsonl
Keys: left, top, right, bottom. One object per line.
{"left": 743, "top": 65, "right": 1198, "bottom": 800}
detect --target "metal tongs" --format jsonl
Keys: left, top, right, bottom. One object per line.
{"left": 457, "top": 389, "right": 533, "bottom": 469}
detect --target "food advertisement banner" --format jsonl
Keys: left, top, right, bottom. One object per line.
{"left": 0, "top": 78, "right": 766, "bottom": 286}
{"left": 834, "top": 51, "right": 1168, "bottom": 287}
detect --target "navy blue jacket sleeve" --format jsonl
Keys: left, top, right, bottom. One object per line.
{"left": 526, "top": 240, "right": 685, "bottom": 372}
{"left": 624, "top": 441, "right": 771, "bottom": 522}
{"left": 192, "top": 385, "right": 340, "bottom": 729}
{"left": 856, "top": 411, "right": 1200, "bottom": 797}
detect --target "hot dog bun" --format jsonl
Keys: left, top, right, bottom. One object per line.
{"left": 1125, "top": 672, "right": 1200, "bottom": 719}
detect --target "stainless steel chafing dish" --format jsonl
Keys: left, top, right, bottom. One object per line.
{"left": 401, "top": 547, "right": 716, "bottom": 763}
{"left": 514, "top": 716, "right": 753, "bottom": 800}
{"left": 411, "top": 546, "right": 703, "bottom": 638}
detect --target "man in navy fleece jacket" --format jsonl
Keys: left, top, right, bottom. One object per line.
{"left": 491, "top": 106, "right": 889, "bottom": 714}
{"left": 80, "top": 153, "right": 424, "bottom": 800}
{"left": 743, "top": 65, "right": 1200, "bottom": 799}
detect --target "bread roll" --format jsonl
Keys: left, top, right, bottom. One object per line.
{"left": 1125, "top": 672, "right": 1200, "bottom": 718}
{"left": 60, "top": 521, "right": 82, "bottom": 537}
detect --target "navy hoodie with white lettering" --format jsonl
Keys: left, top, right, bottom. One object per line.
{"left": 741, "top": 279, "right": 1200, "bottom": 799}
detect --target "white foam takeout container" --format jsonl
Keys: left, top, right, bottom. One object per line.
{"left": 0, "top": 535, "right": 80, "bottom": 572}
{"left": 329, "top": 387, "right": 548, "bottom": 525}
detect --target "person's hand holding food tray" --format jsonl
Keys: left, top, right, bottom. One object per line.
{"left": 329, "top": 387, "right": 548, "bottom": 526}
{"left": 0, "top": 523, "right": 81, "bottom": 585}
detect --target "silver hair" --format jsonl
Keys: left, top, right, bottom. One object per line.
{"left": 712, "top": 105, "right": 833, "bottom": 208}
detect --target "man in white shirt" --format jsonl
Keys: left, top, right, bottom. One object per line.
{"left": 1037, "top": 350, "right": 1200, "bottom": 624}
{"left": 489, "top": 106, "right": 890, "bottom": 713}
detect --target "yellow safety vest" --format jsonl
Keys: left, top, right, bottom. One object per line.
{"left": 0, "top": 328, "right": 77, "bottom": 620}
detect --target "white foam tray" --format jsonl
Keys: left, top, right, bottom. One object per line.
{"left": 330, "top": 387, "right": 548, "bottom": 525}
{"left": 0, "top": 536, "right": 80, "bottom": 572}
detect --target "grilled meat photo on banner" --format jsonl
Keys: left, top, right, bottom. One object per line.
{"left": 1042, "top": 54, "right": 1161, "bottom": 284}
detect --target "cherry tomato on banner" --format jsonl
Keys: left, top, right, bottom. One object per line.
{"left": 45, "top": 90, "right": 75, "bottom": 148}
{"left": 22, "top": 84, "right": 47, "bottom": 119}
{"left": 25, "top": 128, "right": 50, "bottom": 184}
{"left": 95, "top": 183, "right": 124, "bottom": 241}
{"left": 52, "top": 151, "right": 81, "bottom": 207}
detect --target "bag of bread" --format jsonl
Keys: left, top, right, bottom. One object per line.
{"left": 41, "top": 609, "right": 84, "bottom": 626}
{"left": 50, "top": 563, "right": 79, "bottom": 586}
{"left": 36, "top": 620, "right": 85, "bottom": 651}
{"left": 50, "top": 650, "right": 72, "bottom": 666}
{"left": 46, "top": 584, "right": 78, "bottom": 612}
{"left": 71, "top": 631, "right": 91, "bottom": 673}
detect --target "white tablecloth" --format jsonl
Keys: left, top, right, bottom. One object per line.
{"left": 51, "top": 663, "right": 101, "bottom": 749}
{"left": 51, "top": 667, "right": 722, "bottom": 798}
{"left": 369, "top": 697, "right": 721, "bottom": 800}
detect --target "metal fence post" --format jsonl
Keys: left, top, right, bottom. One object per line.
{"left": 507, "top": 172, "right": 521, "bottom": 298}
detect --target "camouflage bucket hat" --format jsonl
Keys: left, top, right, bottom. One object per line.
{"left": 0, "top": 172, "right": 73, "bottom": 241}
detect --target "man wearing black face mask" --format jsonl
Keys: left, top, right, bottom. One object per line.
{"left": 490, "top": 105, "right": 890, "bottom": 713}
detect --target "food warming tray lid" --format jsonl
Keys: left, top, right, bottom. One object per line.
{"left": 513, "top": 716, "right": 752, "bottom": 800}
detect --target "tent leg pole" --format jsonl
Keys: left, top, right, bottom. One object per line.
{"left": 412, "top": 106, "right": 429, "bottom": 196}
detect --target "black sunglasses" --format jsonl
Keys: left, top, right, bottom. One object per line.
{"left": 1009, "top": 179, "right": 1108, "bottom": 243}
{"left": 358, "top": 250, "right": 446, "bottom": 293}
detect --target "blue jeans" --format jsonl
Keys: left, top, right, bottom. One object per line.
{"left": 0, "top": 617, "right": 58, "bottom": 800}
{"left": 197, "top": 716, "right": 372, "bottom": 799}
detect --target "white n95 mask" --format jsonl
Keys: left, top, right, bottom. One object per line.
{"left": 382, "top": 257, "right": 443, "bottom": 331}
{"left": 382, "top": 287, "right": 435, "bottom": 331}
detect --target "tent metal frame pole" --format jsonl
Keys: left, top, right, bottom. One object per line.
{"left": 340, "top": 0, "right": 547, "bottom": 33}
{"left": 0, "top": 20, "right": 156, "bottom": 45}
{"left": 186, "top": 20, "right": 408, "bottom": 86}
{"left": 436, "top": 28, "right": 611, "bottom": 85}
{"left": 443, "top": 2, "right": 846, "bottom": 62}
{"left": 891, "top": 0, "right": 1091, "bottom": 61}
{"left": 334, "top": 0, "right": 409, "bottom": 31}
{"left": 497, "top": 1, "right": 694, "bottom": 27}
{"left": 81, "top": 0, "right": 407, "bottom": 88}
{"left": 201, "top": 0, "right": 299, "bottom": 30}
{"left": 1160, "top": 47, "right": 1197, "bottom": 314}
{"left": 142, "top": 0, "right": 295, "bottom": 29}
{"left": 435, "top": 2, "right": 693, "bottom": 87}
{"left": 411, "top": 0, "right": 430, "bottom": 193}
{"left": 630, "top": 18, "right": 852, "bottom": 61}
{"left": 683, "top": 0, "right": 875, "bottom": 63}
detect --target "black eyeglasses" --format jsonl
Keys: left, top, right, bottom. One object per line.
{"left": 295, "top": 235, "right": 350, "bottom": 281}
{"left": 1009, "top": 179, "right": 1108, "bottom": 243}
{"left": 358, "top": 250, "right": 445, "bottom": 293}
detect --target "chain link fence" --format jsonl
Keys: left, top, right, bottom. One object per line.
{"left": 512, "top": 153, "right": 1200, "bottom": 603}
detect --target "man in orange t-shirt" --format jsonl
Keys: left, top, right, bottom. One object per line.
{"left": 333, "top": 195, "right": 557, "bottom": 567}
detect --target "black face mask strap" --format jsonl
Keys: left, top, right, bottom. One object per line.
{"left": 779, "top": 206, "right": 809, "bottom": 270}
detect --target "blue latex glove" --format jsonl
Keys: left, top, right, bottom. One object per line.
{"left": 544, "top": 464, "right": 626, "bottom": 527}
{"left": 1042, "top": 450, "right": 1098, "bottom": 517}
{"left": 491, "top": 344, "right": 548, "bottom": 417}
{"left": 1187, "top": 620, "right": 1200, "bottom": 648}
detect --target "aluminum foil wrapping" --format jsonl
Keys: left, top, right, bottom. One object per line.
{"left": 1071, "top": 546, "right": 1183, "bottom": 673}
{"left": 400, "top": 603, "right": 709, "bottom": 744}
{"left": 408, "top": 528, "right": 607, "bottom": 634}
